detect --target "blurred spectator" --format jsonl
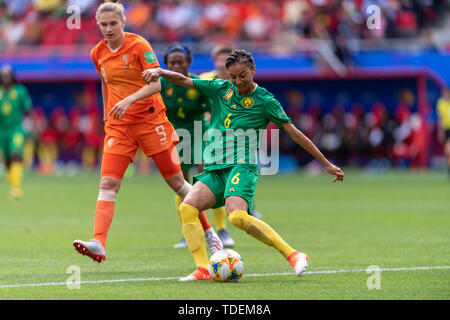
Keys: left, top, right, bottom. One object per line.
{"left": 38, "top": 117, "right": 59, "bottom": 176}
{"left": 18, "top": 82, "right": 442, "bottom": 174}
{"left": 0, "top": 0, "right": 448, "bottom": 51}
{"left": 279, "top": 85, "right": 434, "bottom": 169}
{"left": 4, "top": 0, "right": 30, "bottom": 18}
{"left": 67, "top": 0, "right": 97, "bottom": 16}
{"left": 59, "top": 107, "right": 83, "bottom": 165}
{"left": 1, "top": 0, "right": 448, "bottom": 174}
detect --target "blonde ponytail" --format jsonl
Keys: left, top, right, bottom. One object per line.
{"left": 96, "top": 0, "right": 126, "bottom": 23}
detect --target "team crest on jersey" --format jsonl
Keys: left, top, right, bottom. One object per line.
{"left": 241, "top": 97, "right": 254, "bottom": 109}
{"left": 122, "top": 53, "right": 130, "bottom": 64}
{"left": 165, "top": 87, "right": 173, "bottom": 97}
{"left": 9, "top": 90, "right": 18, "bottom": 100}
{"left": 223, "top": 88, "right": 233, "bottom": 101}
{"left": 1, "top": 101, "right": 12, "bottom": 115}
{"left": 13, "top": 133, "right": 24, "bottom": 147}
{"left": 187, "top": 88, "right": 198, "bottom": 100}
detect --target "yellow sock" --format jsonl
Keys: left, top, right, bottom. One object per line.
{"left": 179, "top": 203, "right": 209, "bottom": 269}
{"left": 211, "top": 206, "right": 227, "bottom": 230}
{"left": 228, "top": 210, "right": 296, "bottom": 258}
{"left": 8, "top": 162, "right": 23, "bottom": 189}
{"left": 6, "top": 169, "right": 12, "bottom": 186}
{"left": 174, "top": 195, "right": 183, "bottom": 222}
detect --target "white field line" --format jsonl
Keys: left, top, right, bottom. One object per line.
{"left": 0, "top": 266, "right": 449, "bottom": 289}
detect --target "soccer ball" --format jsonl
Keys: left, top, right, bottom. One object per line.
{"left": 208, "top": 249, "right": 244, "bottom": 282}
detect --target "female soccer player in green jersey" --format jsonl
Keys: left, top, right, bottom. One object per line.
{"left": 0, "top": 65, "right": 32, "bottom": 200}
{"left": 143, "top": 50, "right": 344, "bottom": 281}
{"left": 162, "top": 44, "right": 231, "bottom": 249}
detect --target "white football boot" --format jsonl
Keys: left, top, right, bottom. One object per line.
{"left": 73, "top": 239, "right": 106, "bottom": 263}
{"left": 204, "top": 228, "right": 223, "bottom": 254}
{"left": 288, "top": 252, "right": 309, "bottom": 277}
{"left": 173, "top": 237, "right": 188, "bottom": 249}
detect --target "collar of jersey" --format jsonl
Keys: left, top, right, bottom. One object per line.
{"left": 103, "top": 34, "right": 127, "bottom": 53}
{"left": 234, "top": 83, "right": 258, "bottom": 98}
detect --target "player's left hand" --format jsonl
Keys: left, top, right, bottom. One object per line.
{"left": 109, "top": 97, "right": 132, "bottom": 120}
{"left": 326, "top": 163, "right": 344, "bottom": 183}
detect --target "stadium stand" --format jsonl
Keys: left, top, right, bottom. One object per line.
{"left": 1, "top": 0, "right": 449, "bottom": 173}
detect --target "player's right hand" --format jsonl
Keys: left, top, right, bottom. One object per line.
{"left": 326, "top": 164, "right": 344, "bottom": 183}
{"left": 142, "top": 68, "right": 162, "bottom": 84}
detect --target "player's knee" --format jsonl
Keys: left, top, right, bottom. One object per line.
{"left": 225, "top": 196, "right": 249, "bottom": 214}
{"left": 99, "top": 177, "right": 121, "bottom": 193}
{"left": 173, "top": 179, "right": 192, "bottom": 199}
{"left": 166, "top": 173, "right": 188, "bottom": 194}
{"left": 228, "top": 210, "right": 249, "bottom": 230}
{"left": 179, "top": 203, "right": 199, "bottom": 224}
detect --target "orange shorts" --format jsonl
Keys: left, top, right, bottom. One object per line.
{"left": 101, "top": 144, "right": 182, "bottom": 180}
{"left": 103, "top": 111, "right": 179, "bottom": 159}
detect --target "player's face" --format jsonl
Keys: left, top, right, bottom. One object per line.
{"left": 166, "top": 52, "right": 190, "bottom": 76}
{"left": 98, "top": 12, "right": 125, "bottom": 43}
{"left": 443, "top": 88, "right": 450, "bottom": 99}
{"left": 227, "top": 63, "right": 255, "bottom": 95}
{"left": 0, "top": 68, "right": 13, "bottom": 86}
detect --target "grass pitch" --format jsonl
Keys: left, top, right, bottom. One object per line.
{"left": 0, "top": 168, "right": 449, "bottom": 300}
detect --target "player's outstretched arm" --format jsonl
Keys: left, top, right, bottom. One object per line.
{"left": 142, "top": 68, "right": 194, "bottom": 88}
{"left": 282, "top": 122, "right": 344, "bottom": 183}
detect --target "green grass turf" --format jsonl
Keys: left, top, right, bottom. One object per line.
{"left": 0, "top": 168, "right": 449, "bottom": 300}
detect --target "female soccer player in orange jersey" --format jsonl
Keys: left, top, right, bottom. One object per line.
{"left": 73, "top": 0, "right": 222, "bottom": 263}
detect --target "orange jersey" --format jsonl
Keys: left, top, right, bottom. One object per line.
{"left": 91, "top": 32, "right": 166, "bottom": 124}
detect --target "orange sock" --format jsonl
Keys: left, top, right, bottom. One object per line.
{"left": 93, "top": 200, "right": 115, "bottom": 249}
{"left": 198, "top": 211, "right": 211, "bottom": 231}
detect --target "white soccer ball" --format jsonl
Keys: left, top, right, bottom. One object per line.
{"left": 208, "top": 249, "right": 245, "bottom": 282}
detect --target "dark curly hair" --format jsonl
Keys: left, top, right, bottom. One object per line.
{"left": 225, "top": 50, "right": 255, "bottom": 70}
{"left": 164, "top": 43, "right": 192, "bottom": 65}
{"left": 0, "top": 65, "right": 17, "bottom": 86}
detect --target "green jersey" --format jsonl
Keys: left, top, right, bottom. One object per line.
{"left": 0, "top": 84, "right": 32, "bottom": 128}
{"left": 161, "top": 73, "right": 210, "bottom": 132}
{"left": 192, "top": 79, "right": 292, "bottom": 171}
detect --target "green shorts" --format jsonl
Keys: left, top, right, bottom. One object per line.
{"left": 193, "top": 164, "right": 258, "bottom": 214}
{"left": 0, "top": 125, "right": 25, "bottom": 159}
